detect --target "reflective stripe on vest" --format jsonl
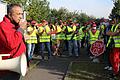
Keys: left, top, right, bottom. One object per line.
{"left": 66, "top": 26, "right": 73, "bottom": 40}
{"left": 89, "top": 30, "right": 100, "bottom": 44}
{"left": 113, "top": 23, "right": 120, "bottom": 47}
{"left": 73, "top": 25, "right": 77, "bottom": 40}
{"left": 56, "top": 25, "right": 65, "bottom": 40}
{"left": 77, "top": 26, "right": 84, "bottom": 40}
{"left": 106, "top": 25, "right": 115, "bottom": 47}
{"left": 39, "top": 25, "right": 50, "bottom": 42}
{"left": 25, "top": 27, "right": 37, "bottom": 43}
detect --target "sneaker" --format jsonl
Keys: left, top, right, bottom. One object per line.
{"left": 92, "top": 58, "right": 100, "bottom": 63}
{"left": 108, "top": 67, "right": 112, "bottom": 71}
{"left": 89, "top": 56, "right": 94, "bottom": 59}
{"left": 104, "top": 66, "right": 110, "bottom": 70}
{"left": 41, "top": 56, "right": 44, "bottom": 60}
{"left": 48, "top": 56, "right": 52, "bottom": 60}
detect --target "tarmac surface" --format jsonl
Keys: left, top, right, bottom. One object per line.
{"left": 1, "top": 48, "right": 118, "bottom": 80}
{"left": 22, "top": 54, "right": 76, "bottom": 80}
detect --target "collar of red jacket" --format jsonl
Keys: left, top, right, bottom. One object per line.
{"left": 3, "top": 15, "right": 14, "bottom": 26}
{"left": 3, "top": 15, "right": 19, "bottom": 29}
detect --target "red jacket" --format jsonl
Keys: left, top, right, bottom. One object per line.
{"left": 0, "top": 16, "right": 26, "bottom": 59}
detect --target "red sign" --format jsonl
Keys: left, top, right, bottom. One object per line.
{"left": 90, "top": 40, "right": 105, "bottom": 56}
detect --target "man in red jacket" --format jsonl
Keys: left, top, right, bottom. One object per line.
{"left": 0, "top": 3, "right": 27, "bottom": 59}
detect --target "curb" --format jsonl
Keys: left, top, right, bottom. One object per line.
{"left": 19, "top": 60, "right": 40, "bottom": 80}
{"left": 29, "top": 60, "right": 40, "bottom": 71}
{"left": 64, "top": 61, "right": 73, "bottom": 80}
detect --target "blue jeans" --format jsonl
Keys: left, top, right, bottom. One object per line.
{"left": 68, "top": 40, "right": 78, "bottom": 56}
{"left": 68, "top": 40, "right": 73, "bottom": 56}
{"left": 73, "top": 40, "right": 79, "bottom": 56}
{"left": 26, "top": 43, "right": 35, "bottom": 61}
{"left": 78, "top": 40, "right": 81, "bottom": 55}
{"left": 39, "top": 42, "right": 52, "bottom": 58}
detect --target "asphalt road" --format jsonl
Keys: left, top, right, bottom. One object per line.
{"left": 22, "top": 55, "right": 74, "bottom": 80}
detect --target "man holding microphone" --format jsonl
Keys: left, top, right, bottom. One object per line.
{"left": 0, "top": 3, "right": 27, "bottom": 59}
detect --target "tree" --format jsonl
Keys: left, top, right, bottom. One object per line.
{"left": 3, "top": 0, "right": 50, "bottom": 23}
{"left": 3, "top": 0, "right": 28, "bottom": 9}
{"left": 110, "top": 0, "right": 120, "bottom": 22}
{"left": 26, "top": 0, "right": 50, "bottom": 22}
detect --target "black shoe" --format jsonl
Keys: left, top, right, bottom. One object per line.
{"left": 75, "top": 56, "right": 79, "bottom": 58}
{"left": 110, "top": 74, "right": 119, "bottom": 80}
{"left": 48, "top": 56, "right": 52, "bottom": 60}
{"left": 41, "top": 56, "right": 44, "bottom": 60}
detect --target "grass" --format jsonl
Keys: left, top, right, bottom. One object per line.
{"left": 65, "top": 61, "right": 112, "bottom": 80}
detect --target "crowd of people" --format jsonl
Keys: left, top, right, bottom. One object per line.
{"left": 24, "top": 17, "right": 120, "bottom": 79}
{"left": 0, "top": 3, "right": 120, "bottom": 79}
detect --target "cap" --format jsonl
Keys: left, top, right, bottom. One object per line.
{"left": 37, "top": 23, "right": 43, "bottom": 27}
{"left": 31, "top": 20, "right": 36, "bottom": 25}
{"left": 42, "top": 20, "right": 47, "bottom": 23}
{"left": 92, "top": 24, "right": 96, "bottom": 27}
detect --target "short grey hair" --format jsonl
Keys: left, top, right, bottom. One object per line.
{"left": 7, "top": 4, "right": 22, "bottom": 14}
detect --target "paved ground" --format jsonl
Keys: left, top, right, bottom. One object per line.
{"left": 1, "top": 48, "right": 118, "bottom": 80}
{"left": 22, "top": 53, "right": 76, "bottom": 80}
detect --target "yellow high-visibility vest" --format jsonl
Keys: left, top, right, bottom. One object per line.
{"left": 25, "top": 26, "right": 37, "bottom": 43}
{"left": 89, "top": 30, "right": 100, "bottom": 44}
{"left": 38, "top": 25, "right": 51, "bottom": 42}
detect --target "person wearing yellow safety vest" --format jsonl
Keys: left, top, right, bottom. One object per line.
{"left": 103, "top": 20, "right": 115, "bottom": 71}
{"left": 106, "top": 22, "right": 120, "bottom": 78}
{"left": 38, "top": 20, "right": 52, "bottom": 60}
{"left": 24, "top": 20, "right": 38, "bottom": 62}
{"left": 49, "top": 23, "right": 57, "bottom": 56}
{"left": 77, "top": 25, "right": 85, "bottom": 47}
{"left": 77, "top": 24, "right": 86, "bottom": 54}
{"left": 87, "top": 23, "right": 101, "bottom": 63}
{"left": 66, "top": 22, "right": 79, "bottom": 57}
{"left": 53, "top": 22, "right": 66, "bottom": 56}
{"left": 85, "top": 23, "right": 92, "bottom": 52}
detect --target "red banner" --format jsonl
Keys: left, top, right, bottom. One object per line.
{"left": 90, "top": 40, "right": 105, "bottom": 56}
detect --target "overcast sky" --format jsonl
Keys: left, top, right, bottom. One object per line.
{"left": 48, "top": 0, "right": 114, "bottom": 18}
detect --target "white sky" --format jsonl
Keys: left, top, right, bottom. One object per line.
{"left": 48, "top": 0, "right": 114, "bottom": 18}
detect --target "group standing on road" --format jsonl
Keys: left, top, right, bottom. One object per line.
{"left": 24, "top": 18, "right": 120, "bottom": 79}
{"left": 0, "top": 3, "right": 120, "bottom": 80}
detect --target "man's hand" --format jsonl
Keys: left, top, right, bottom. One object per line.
{"left": 19, "top": 19, "right": 27, "bottom": 30}
{"left": 116, "top": 29, "right": 120, "bottom": 33}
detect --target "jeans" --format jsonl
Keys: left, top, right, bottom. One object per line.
{"left": 68, "top": 40, "right": 78, "bottom": 56}
{"left": 78, "top": 40, "right": 81, "bottom": 55}
{"left": 26, "top": 43, "right": 35, "bottom": 61}
{"left": 39, "top": 42, "right": 52, "bottom": 58}
{"left": 103, "top": 47, "right": 112, "bottom": 67}
{"left": 73, "top": 40, "right": 79, "bottom": 56}
{"left": 68, "top": 40, "right": 73, "bottom": 56}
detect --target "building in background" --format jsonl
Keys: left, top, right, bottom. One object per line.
{"left": 0, "top": 1, "right": 7, "bottom": 22}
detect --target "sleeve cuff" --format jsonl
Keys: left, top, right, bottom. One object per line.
{"left": 17, "top": 27, "right": 24, "bottom": 34}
